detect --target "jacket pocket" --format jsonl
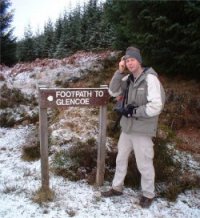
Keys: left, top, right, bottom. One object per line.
{"left": 135, "top": 88, "right": 147, "bottom": 106}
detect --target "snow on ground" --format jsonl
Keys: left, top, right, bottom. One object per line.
{"left": 0, "top": 126, "right": 199, "bottom": 218}
{"left": 0, "top": 52, "right": 199, "bottom": 217}
{"left": 1, "top": 51, "right": 107, "bottom": 97}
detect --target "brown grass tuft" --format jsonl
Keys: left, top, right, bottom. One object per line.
{"left": 32, "top": 187, "right": 55, "bottom": 204}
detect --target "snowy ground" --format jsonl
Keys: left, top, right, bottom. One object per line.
{"left": 0, "top": 126, "right": 199, "bottom": 218}
{"left": 0, "top": 52, "right": 200, "bottom": 217}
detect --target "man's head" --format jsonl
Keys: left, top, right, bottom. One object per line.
{"left": 123, "top": 46, "right": 143, "bottom": 75}
{"left": 124, "top": 46, "right": 142, "bottom": 64}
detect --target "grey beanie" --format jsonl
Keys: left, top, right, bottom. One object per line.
{"left": 124, "top": 47, "right": 142, "bottom": 64}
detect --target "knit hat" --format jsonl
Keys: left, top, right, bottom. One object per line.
{"left": 124, "top": 46, "right": 142, "bottom": 64}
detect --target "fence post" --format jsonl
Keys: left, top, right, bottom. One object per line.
{"left": 96, "top": 85, "right": 108, "bottom": 186}
{"left": 38, "top": 85, "right": 49, "bottom": 191}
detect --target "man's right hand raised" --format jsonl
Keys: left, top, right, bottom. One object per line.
{"left": 119, "top": 56, "right": 126, "bottom": 73}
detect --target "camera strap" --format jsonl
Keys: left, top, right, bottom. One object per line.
{"left": 123, "top": 74, "right": 134, "bottom": 107}
{"left": 112, "top": 74, "right": 134, "bottom": 131}
{"left": 123, "top": 68, "right": 149, "bottom": 106}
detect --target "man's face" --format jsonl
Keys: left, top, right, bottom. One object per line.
{"left": 125, "top": 57, "right": 141, "bottom": 73}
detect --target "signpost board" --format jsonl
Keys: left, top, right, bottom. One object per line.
{"left": 39, "top": 87, "right": 109, "bottom": 108}
{"left": 38, "top": 85, "right": 109, "bottom": 191}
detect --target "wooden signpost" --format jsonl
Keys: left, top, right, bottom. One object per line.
{"left": 38, "top": 85, "right": 109, "bottom": 191}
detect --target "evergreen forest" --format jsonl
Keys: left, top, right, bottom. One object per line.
{"left": 1, "top": 0, "right": 200, "bottom": 79}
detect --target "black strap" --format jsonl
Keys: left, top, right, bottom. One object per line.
{"left": 123, "top": 74, "right": 133, "bottom": 107}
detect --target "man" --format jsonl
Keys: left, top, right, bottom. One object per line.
{"left": 101, "top": 46, "right": 165, "bottom": 208}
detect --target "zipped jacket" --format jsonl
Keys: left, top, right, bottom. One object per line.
{"left": 109, "top": 67, "right": 165, "bottom": 137}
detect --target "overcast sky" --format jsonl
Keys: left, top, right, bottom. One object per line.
{"left": 11, "top": 0, "right": 90, "bottom": 40}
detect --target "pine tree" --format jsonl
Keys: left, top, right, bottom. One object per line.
{"left": 104, "top": 0, "right": 200, "bottom": 79}
{"left": 54, "top": 16, "right": 63, "bottom": 47}
{"left": 0, "top": 0, "right": 16, "bottom": 65}
{"left": 81, "top": 0, "right": 104, "bottom": 49}
{"left": 54, "top": 12, "right": 70, "bottom": 58}
{"left": 33, "top": 33, "right": 45, "bottom": 59}
{"left": 43, "top": 19, "right": 55, "bottom": 58}
{"left": 67, "top": 6, "right": 82, "bottom": 51}
{"left": 16, "top": 25, "right": 35, "bottom": 62}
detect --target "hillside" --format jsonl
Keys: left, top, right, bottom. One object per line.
{"left": 0, "top": 51, "right": 199, "bottom": 217}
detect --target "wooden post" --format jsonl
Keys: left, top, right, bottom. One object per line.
{"left": 38, "top": 85, "right": 49, "bottom": 191}
{"left": 96, "top": 85, "right": 107, "bottom": 186}
{"left": 38, "top": 85, "right": 109, "bottom": 189}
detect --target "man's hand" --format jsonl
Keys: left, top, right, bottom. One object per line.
{"left": 119, "top": 56, "right": 126, "bottom": 73}
{"left": 116, "top": 95, "right": 124, "bottom": 101}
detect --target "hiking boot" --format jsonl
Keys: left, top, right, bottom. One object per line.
{"left": 101, "top": 188, "right": 123, "bottom": 197}
{"left": 139, "top": 196, "right": 154, "bottom": 208}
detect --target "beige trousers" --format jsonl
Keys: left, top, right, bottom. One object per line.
{"left": 112, "top": 132, "right": 155, "bottom": 198}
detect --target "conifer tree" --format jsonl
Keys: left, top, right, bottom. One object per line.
{"left": 54, "top": 16, "right": 63, "bottom": 47}
{"left": 81, "top": 0, "right": 103, "bottom": 49}
{"left": 33, "top": 33, "right": 45, "bottom": 59}
{"left": 54, "top": 12, "right": 70, "bottom": 58}
{"left": 43, "top": 19, "right": 55, "bottom": 58}
{"left": 0, "top": 0, "right": 16, "bottom": 65}
{"left": 16, "top": 25, "right": 35, "bottom": 62}
{"left": 104, "top": 0, "right": 200, "bottom": 79}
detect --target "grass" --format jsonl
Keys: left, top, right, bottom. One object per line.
{"left": 0, "top": 83, "right": 38, "bottom": 127}
{"left": 3, "top": 183, "right": 18, "bottom": 194}
{"left": 21, "top": 126, "right": 41, "bottom": 161}
{"left": 49, "top": 60, "right": 200, "bottom": 201}
{"left": 32, "top": 187, "right": 55, "bottom": 204}
{"left": 0, "top": 84, "right": 35, "bottom": 109}
{"left": 21, "top": 144, "right": 40, "bottom": 161}
{"left": 51, "top": 137, "right": 98, "bottom": 183}
{"left": 158, "top": 172, "right": 200, "bottom": 201}
{"left": 14, "top": 52, "right": 200, "bottom": 202}
{"left": 0, "top": 111, "right": 16, "bottom": 127}
{"left": 50, "top": 133, "right": 200, "bottom": 201}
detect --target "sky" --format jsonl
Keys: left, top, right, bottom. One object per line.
{"left": 11, "top": 0, "right": 90, "bottom": 40}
